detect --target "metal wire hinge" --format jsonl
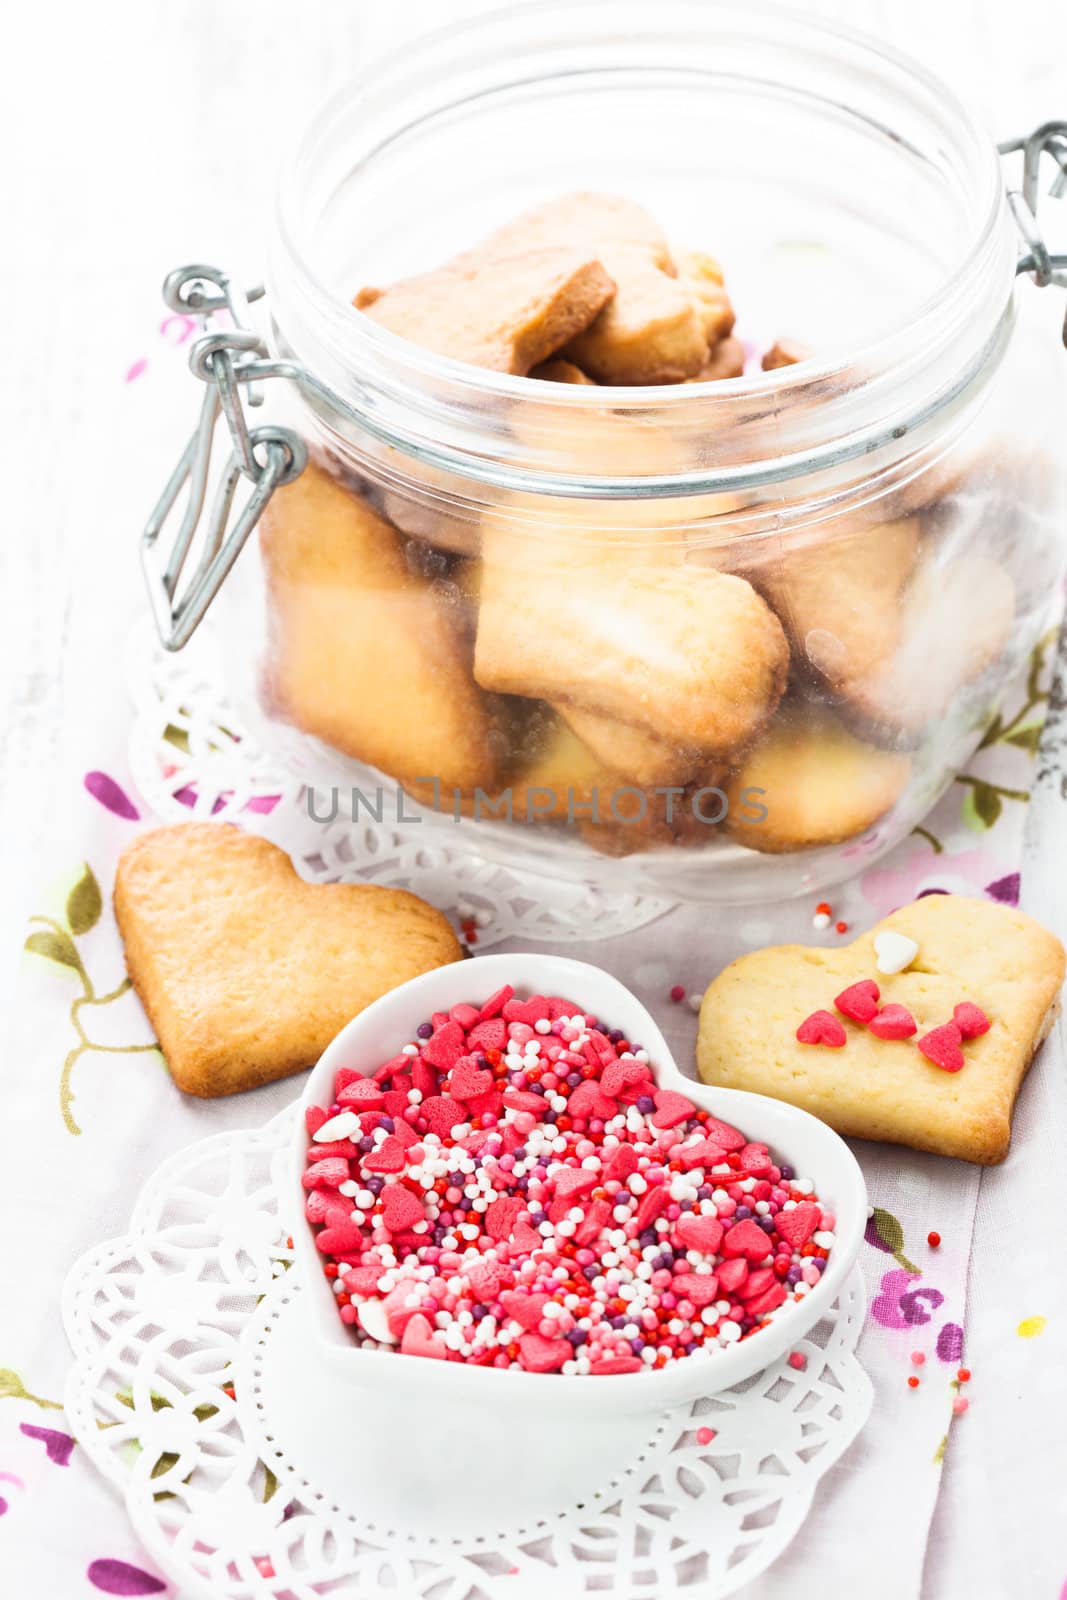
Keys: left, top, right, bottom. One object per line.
{"left": 142, "top": 265, "right": 308, "bottom": 649}
{"left": 999, "top": 122, "right": 1067, "bottom": 343}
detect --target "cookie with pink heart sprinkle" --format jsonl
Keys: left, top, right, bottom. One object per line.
{"left": 698, "top": 893, "right": 1065, "bottom": 1164}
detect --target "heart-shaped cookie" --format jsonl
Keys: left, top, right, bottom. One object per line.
{"left": 260, "top": 461, "right": 507, "bottom": 790}
{"left": 697, "top": 894, "right": 1064, "bottom": 1164}
{"left": 114, "top": 823, "right": 462, "bottom": 1097}
{"left": 475, "top": 533, "right": 788, "bottom": 757}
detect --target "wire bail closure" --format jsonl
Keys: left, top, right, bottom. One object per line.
{"left": 142, "top": 265, "right": 308, "bottom": 650}
{"left": 999, "top": 121, "right": 1067, "bottom": 342}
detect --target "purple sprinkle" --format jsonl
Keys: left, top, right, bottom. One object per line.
{"left": 417, "top": 1023, "right": 434, "bottom": 1039}
{"left": 87, "top": 1558, "right": 167, "bottom": 1595}
{"left": 566, "top": 1327, "right": 587, "bottom": 1346}
{"left": 636, "top": 1096, "right": 655, "bottom": 1114}
{"left": 83, "top": 771, "right": 140, "bottom": 821}
{"left": 779, "top": 1165, "right": 795, "bottom": 1182}
{"left": 629, "top": 1338, "right": 645, "bottom": 1356}
{"left": 19, "top": 1423, "right": 74, "bottom": 1466}
{"left": 986, "top": 872, "right": 1020, "bottom": 906}
{"left": 734, "top": 1206, "right": 752, "bottom": 1221}
{"left": 786, "top": 1265, "right": 802, "bottom": 1285}
{"left": 359, "top": 1136, "right": 373, "bottom": 1153}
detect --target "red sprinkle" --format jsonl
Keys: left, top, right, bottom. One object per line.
{"left": 953, "top": 1002, "right": 991, "bottom": 1040}
{"left": 815, "top": 902, "right": 831, "bottom": 917}
{"left": 695, "top": 1426, "right": 717, "bottom": 1445}
{"left": 907, "top": 1375, "right": 920, "bottom": 1389}
{"left": 834, "top": 980, "right": 880, "bottom": 1024}
{"left": 835, "top": 921, "right": 849, "bottom": 934}
{"left": 927, "top": 1231, "right": 941, "bottom": 1248}
{"left": 796, "top": 1010, "right": 847, "bottom": 1048}
{"left": 917, "top": 1023, "right": 965, "bottom": 1073}
{"left": 670, "top": 985, "right": 686, "bottom": 1003}
{"left": 868, "top": 1003, "right": 918, "bottom": 1040}
{"left": 957, "top": 1366, "right": 971, "bottom": 1382}
{"left": 787, "top": 1351, "right": 807, "bottom": 1371}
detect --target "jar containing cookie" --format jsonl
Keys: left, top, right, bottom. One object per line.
{"left": 144, "top": 0, "right": 1067, "bottom": 902}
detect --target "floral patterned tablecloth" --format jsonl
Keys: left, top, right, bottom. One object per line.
{"left": 0, "top": 613, "right": 1062, "bottom": 1600}
{"left": 2, "top": 300, "right": 1067, "bottom": 1600}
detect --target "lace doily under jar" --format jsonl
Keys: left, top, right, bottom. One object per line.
{"left": 62, "top": 1105, "right": 872, "bottom": 1600}
{"left": 124, "top": 615, "right": 673, "bottom": 946}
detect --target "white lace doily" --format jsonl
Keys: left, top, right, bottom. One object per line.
{"left": 124, "top": 615, "right": 672, "bottom": 946}
{"left": 62, "top": 1105, "right": 872, "bottom": 1600}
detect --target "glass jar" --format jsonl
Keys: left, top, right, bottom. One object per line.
{"left": 146, "top": 0, "right": 1067, "bottom": 901}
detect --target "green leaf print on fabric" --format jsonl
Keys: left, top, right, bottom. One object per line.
{"left": 24, "top": 863, "right": 163, "bottom": 1137}
{"left": 24, "top": 926, "right": 83, "bottom": 972}
{"left": 66, "top": 863, "right": 103, "bottom": 936}
{"left": 956, "top": 626, "right": 1057, "bottom": 829}
{"left": 0, "top": 1367, "right": 63, "bottom": 1411}
{"left": 868, "top": 1207, "right": 920, "bottom": 1274}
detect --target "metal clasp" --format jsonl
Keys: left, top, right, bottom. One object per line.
{"left": 142, "top": 265, "right": 307, "bottom": 649}
{"left": 999, "top": 122, "right": 1067, "bottom": 343}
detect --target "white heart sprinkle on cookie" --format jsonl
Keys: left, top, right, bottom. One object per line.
{"left": 874, "top": 931, "right": 920, "bottom": 975}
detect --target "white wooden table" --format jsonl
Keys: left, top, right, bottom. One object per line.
{"left": 2, "top": 3, "right": 1066, "bottom": 1594}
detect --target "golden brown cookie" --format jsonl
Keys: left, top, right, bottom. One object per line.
{"left": 556, "top": 706, "right": 703, "bottom": 787}
{"left": 840, "top": 553, "right": 1015, "bottom": 739}
{"left": 724, "top": 701, "right": 911, "bottom": 852}
{"left": 674, "top": 249, "right": 737, "bottom": 347}
{"left": 684, "top": 336, "right": 746, "bottom": 383}
{"left": 696, "top": 894, "right": 1065, "bottom": 1164}
{"left": 354, "top": 243, "right": 615, "bottom": 374}
{"left": 761, "top": 339, "right": 811, "bottom": 371}
{"left": 528, "top": 358, "right": 596, "bottom": 384}
{"left": 405, "top": 711, "right": 616, "bottom": 825}
{"left": 474, "top": 532, "right": 789, "bottom": 755}
{"left": 491, "top": 192, "right": 712, "bottom": 383}
{"left": 114, "top": 824, "right": 463, "bottom": 1097}
{"left": 577, "top": 771, "right": 730, "bottom": 856}
{"left": 260, "top": 461, "right": 504, "bottom": 789}
{"left": 757, "top": 517, "right": 921, "bottom": 694}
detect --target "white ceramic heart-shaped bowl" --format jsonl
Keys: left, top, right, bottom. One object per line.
{"left": 288, "top": 954, "right": 866, "bottom": 1526}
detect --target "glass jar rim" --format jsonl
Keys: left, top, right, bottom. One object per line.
{"left": 271, "top": 0, "right": 1014, "bottom": 499}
